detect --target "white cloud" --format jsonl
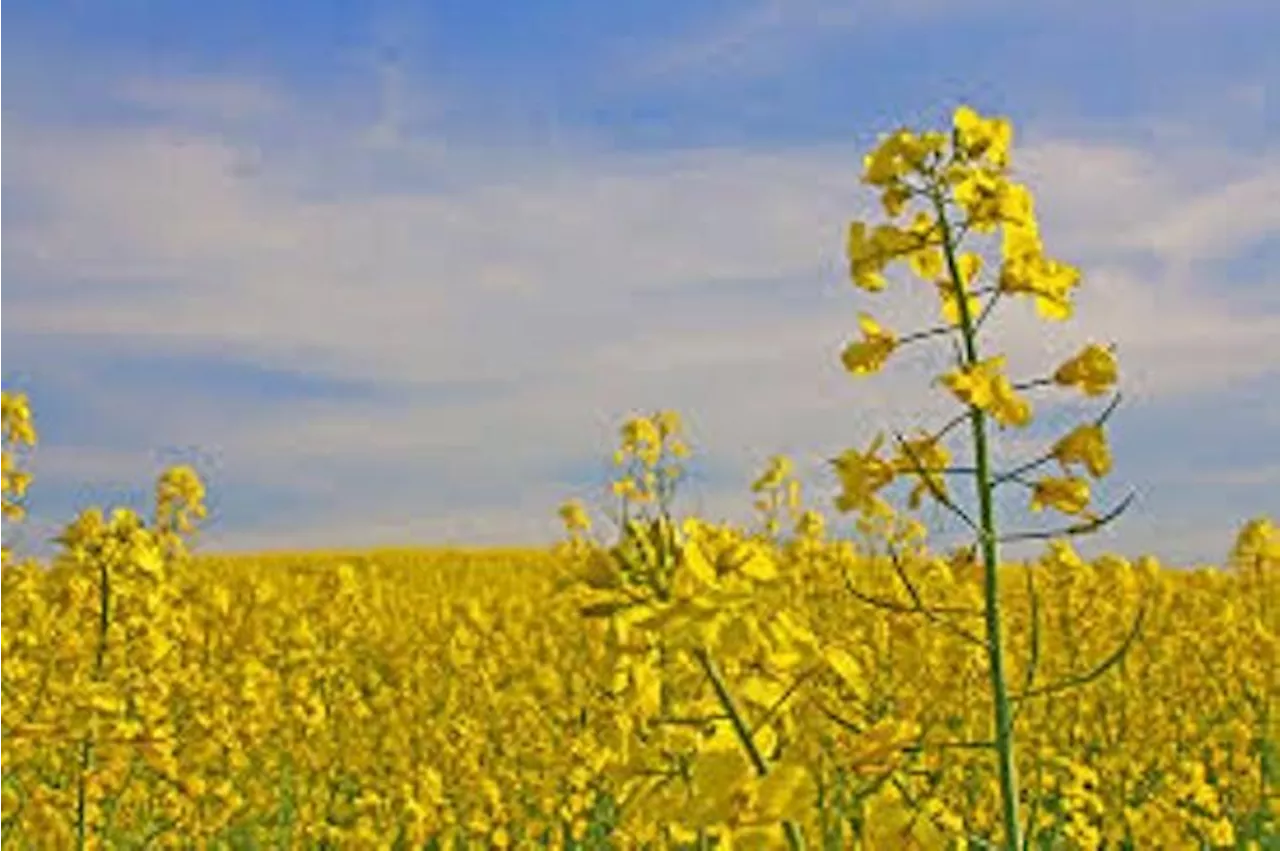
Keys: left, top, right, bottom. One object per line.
{"left": 624, "top": 0, "right": 1007, "bottom": 82}
{"left": 6, "top": 73, "right": 1278, "bottom": 559}
{"left": 624, "top": 0, "right": 1277, "bottom": 89}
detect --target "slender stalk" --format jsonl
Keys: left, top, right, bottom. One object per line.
{"left": 933, "top": 192, "right": 1022, "bottom": 850}
{"left": 78, "top": 557, "right": 112, "bottom": 850}
{"left": 694, "top": 647, "right": 806, "bottom": 850}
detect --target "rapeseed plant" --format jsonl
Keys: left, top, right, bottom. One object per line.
{"left": 553, "top": 105, "right": 1273, "bottom": 849}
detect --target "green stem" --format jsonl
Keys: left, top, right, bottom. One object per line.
{"left": 934, "top": 193, "right": 1022, "bottom": 850}
{"left": 694, "top": 647, "right": 806, "bottom": 850}
{"left": 78, "top": 557, "right": 112, "bottom": 850}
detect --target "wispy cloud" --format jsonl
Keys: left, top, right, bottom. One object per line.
{"left": 628, "top": 0, "right": 1279, "bottom": 90}
{"left": 626, "top": 0, "right": 998, "bottom": 82}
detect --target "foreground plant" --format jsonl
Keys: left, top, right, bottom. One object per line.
{"left": 2, "top": 390, "right": 38, "bottom": 560}
{"left": 834, "top": 105, "right": 1144, "bottom": 848}
{"left": 558, "top": 412, "right": 824, "bottom": 848}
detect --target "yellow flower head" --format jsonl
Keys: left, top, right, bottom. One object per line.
{"left": 998, "top": 221, "right": 1080, "bottom": 321}
{"left": 1, "top": 391, "right": 37, "bottom": 448}
{"left": 794, "top": 509, "right": 825, "bottom": 539}
{"left": 892, "top": 432, "right": 952, "bottom": 509}
{"left": 751, "top": 455, "right": 793, "bottom": 493}
{"left": 1232, "top": 516, "right": 1278, "bottom": 565}
{"left": 1051, "top": 423, "right": 1112, "bottom": 479}
{"left": 862, "top": 128, "right": 945, "bottom": 187}
{"left": 952, "top": 168, "right": 1008, "bottom": 232}
{"left": 1030, "top": 476, "right": 1091, "bottom": 515}
{"left": 1054, "top": 343, "right": 1118, "bottom": 396}
{"left": 841, "top": 314, "right": 898, "bottom": 377}
{"left": 558, "top": 499, "right": 592, "bottom": 534}
{"left": 940, "top": 356, "right": 1032, "bottom": 427}
{"left": 654, "top": 410, "right": 683, "bottom": 439}
{"left": 831, "top": 436, "right": 897, "bottom": 518}
{"left": 620, "top": 416, "right": 660, "bottom": 452}
{"left": 846, "top": 222, "right": 888, "bottom": 291}
{"left": 155, "top": 465, "right": 208, "bottom": 536}
{"left": 953, "top": 105, "right": 1013, "bottom": 169}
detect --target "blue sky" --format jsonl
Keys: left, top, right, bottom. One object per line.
{"left": 3, "top": 0, "right": 1277, "bottom": 563}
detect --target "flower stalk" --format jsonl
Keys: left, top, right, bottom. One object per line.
{"left": 934, "top": 190, "right": 1022, "bottom": 849}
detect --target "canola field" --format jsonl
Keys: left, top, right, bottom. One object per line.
{"left": 3, "top": 105, "right": 1278, "bottom": 849}
{"left": 2, "top": 502, "right": 1276, "bottom": 848}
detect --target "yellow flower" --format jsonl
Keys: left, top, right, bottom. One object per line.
{"left": 1054, "top": 343, "right": 1119, "bottom": 396}
{"left": 892, "top": 432, "right": 952, "bottom": 509}
{"left": 940, "top": 356, "right": 1032, "bottom": 427}
{"left": 1205, "top": 817, "right": 1236, "bottom": 847}
{"left": 862, "top": 130, "right": 909, "bottom": 186}
{"left": 654, "top": 409, "right": 683, "bottom": 438}
{"left": 1232, "top": 516, "right": 1279, "bottom": 564}
{"left": 1, "top": 391, "right": 37, "bottom": 447}
{"left": 831, "top": 435, "right": 897, "bottom": 517}
{"left": 611, "top": 477, "right": 640, "bottom": 500}
{"left": 558, "top": 500, "right": 592, "bottom": 534}
{"left": 998, "top": 232, "right": 1080, "bottom": 321}
{"left": 1001, "top": 219, "right": 1042, "bottom": 264}
{"left": 941, "top": 357, "right": 999, "bottom": 409}
{"left": 794, "top": 509, "right": 824, "bottom": 539}
{"left": 905, "top": 209, "right": 939, "bottom": 248}
{"left": 846, "top": 222, "right": 887, "bottom": 291}
{"left": 880, "top": 183, "right": 911, "bottom": 218}
{"left": 997, "top": 181, "right": 1036, "bottom": 229}
{"left": 1029, "top": 476, "right": 1091, "bottom": 515}
{"left": 1050, "top": 423, "right": 1112, "bottom": 479}
{"left": 953, "top": 105, "right": 1013, "bottom": 169}
{"left": 155, "top": 465, "right": 208, "bottom": 536}
{"left": 620, "top": 415, "right": 660, "bottom": 451}
{"left": 909, "top": 245, "right": 944, "bottom": 280}
{"left": 753, "top": 762, "right": 815, "bottom": 823}
{"left": 847, "top": 222, "right": 921, "bottom": 291}
{"left": 862, "top": 128, "right": 944, "bottom": 187}
{"left": 751, "top": 455, "right": 793, "bottom": 493}
{"left": 953, "top": 168, "right": 1007, "bottom": 231}
{"left": 841, "top": 314, "right": 898, "bottom": 377}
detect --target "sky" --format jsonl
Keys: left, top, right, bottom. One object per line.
{"left": 3, "top": 0, "right": 1277, "bottom": 565}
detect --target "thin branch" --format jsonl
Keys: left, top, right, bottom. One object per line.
{"left": 1010, "top": 377, "right": 1054, "bottom": 393}
{"left": 900, "top": 324, "right": 962, "bottom": 346}
{"left": 993, "top": 455, "right": 1053, "bottom": 488}
{"left": 1012, "top": 563, "right": 1042, "bottom": 725}
{"left": 754, "top": 665, "right": 822, "bottom": 731}
{"left": 932, "top": 410, "right": 972, "bottom": 444}
{"left": 1013, "top": 602, "right": 1148, "bottom": 702}
{"left": 900, "top": 739, "right": 996, "bottom": 754}
{"left": 893, "top": 431, "right": 980, "bottom": 533}
{"left": 841, "top": 570, "right": 986, "bottom": 648}
{"left": 998, "top": 491, "right": 1136, "bottom": 544}
{"left": 887, "top": 543, "right": 982, "bottom": 621}
{"left": 814, "top": 700, "right": 869, "bottom": 735}
{"left": 1094, "top": 392, "right": 1123, "bottom": 426}
{"left": 993, "top": 392, "right": 1125, "bottom": 488}
{"left": 973, "top": 290, "right": 1004, "bottom": 333}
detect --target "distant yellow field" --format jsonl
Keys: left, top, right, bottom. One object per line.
{"left": 4, "top": 533, "right": 1276, "bottom": 848}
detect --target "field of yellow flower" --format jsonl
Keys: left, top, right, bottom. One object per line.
{"left": 3, "top": 105, "right": 1278, "bottom": 850}
{"left": 2, "top": 497, "right": 1276, "bottom": 848}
